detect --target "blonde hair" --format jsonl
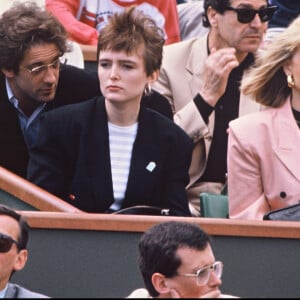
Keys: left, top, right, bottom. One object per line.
{"left": 241, "top": 15, "right": 300, "bottom": 107}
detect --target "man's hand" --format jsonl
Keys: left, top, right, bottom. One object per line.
{"left": 199, "top": 47, "right": 239, "bottom": 107}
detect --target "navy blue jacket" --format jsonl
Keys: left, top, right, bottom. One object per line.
{"left": 269, "top": 0, "right": 300, "bottom": 28}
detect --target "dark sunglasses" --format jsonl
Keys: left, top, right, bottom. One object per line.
{"left": 0, "top": 233, "right": 21, "bottom": 253}
{"left": 225, "top": 6, "right": 277, "bottom": 24}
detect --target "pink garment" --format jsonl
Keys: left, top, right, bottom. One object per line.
{"left": 46, "top": 0, "right": 180, "bottom": 45}
{"left": 228, "top": 98, "right": 300, "bottom": 220}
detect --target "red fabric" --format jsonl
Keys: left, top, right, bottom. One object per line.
{"left": 46, "top": 0, "right": 180, "bottom": 45}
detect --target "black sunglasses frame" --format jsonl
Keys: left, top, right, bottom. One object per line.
{"left": 225, "top": 5, "right": 277, "bottom": 24}
{"left": 0, "top": 233, "right": 21, "bottom": 253}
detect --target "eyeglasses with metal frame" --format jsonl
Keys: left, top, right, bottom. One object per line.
{"left": 176, "top": 261, "right": 223, "bottom": 286}
{"left": 20, "top": 57, "right": 66, "bottom": 76}
{"left": 225, "top": 5, "right": 277, "bottom": 24}
{"left": 0, "top": 233, "right": 21, "bottom": 253}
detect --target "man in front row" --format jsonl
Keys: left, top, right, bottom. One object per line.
{"left": 0, "top": 204, "right": 49, "bottom": 298}
{"left": 128, "top": 221, "right": 238, "bottom": 298}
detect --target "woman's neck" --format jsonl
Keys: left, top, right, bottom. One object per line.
{"left": 291, "top": 90, "right": 300, "bottom": 110}
{"left": 105, "top": 99, "right": 140, "bottom": 126}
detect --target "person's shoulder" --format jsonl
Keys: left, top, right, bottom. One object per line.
{"left": 164, "top": 35, "right": 205, "bottom": 53}
{"left": 127, "top": 288, "right": 152, "bottom": 298}
{"left": 228, "top": 107, "right": 277, "bottom": 143}
{"left": 146, "top": 107, "right": 176, "bottom": 127}
{"left": 55, "top": 64, "right": 100, "bottom": 104}
{"left": 230, "top": 106, "right": 273, "bottom": 128}
{"left": 147, "top": 108, "right": 192, "bottom": 145}
{"left": 59, "top": 63, "right": 97, "bottom": 77}
{"left": 161, "top": 34, "right": 207, "bottom": 67}
{"left": 7, "top": 283, "right": 50, "bottom": 298}
{"left": 46, "top": 96, "right": 102, "bottom": 121}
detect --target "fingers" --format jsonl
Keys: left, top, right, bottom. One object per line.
{"left": 199, "top": 47, "right": 239, "bottom": 107}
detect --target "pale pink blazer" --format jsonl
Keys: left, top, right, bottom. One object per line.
{"left": 228, "top": 98, "right": 300, "bottom": 220}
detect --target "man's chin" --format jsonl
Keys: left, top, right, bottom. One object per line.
{"left": 39, "top": 93, "right": 56, "bottom": 102}
{"left": 242, "top": 41, "right": 263, "bottom": 53}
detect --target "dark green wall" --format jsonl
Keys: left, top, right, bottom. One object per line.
{"left": 12, "top": 228, "right": 300, "bottom": 298}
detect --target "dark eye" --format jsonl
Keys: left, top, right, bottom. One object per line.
{"left": 122, "top": 64, "right": 134, "bottom": 70}
{"left": 99, "top": 62, "right": 111, "bottom": 68}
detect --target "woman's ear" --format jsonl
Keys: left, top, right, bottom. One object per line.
{"left": 283, "top": 59, "right": 292, "bottom": 76}
{"left": 148, "top": 70, "right": 159, "bottom": 85}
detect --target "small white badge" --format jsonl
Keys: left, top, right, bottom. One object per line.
{"left": 146, "top": 162, "right": 156, "bottom": 172}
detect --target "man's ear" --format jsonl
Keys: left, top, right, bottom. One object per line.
{"left": 2, "top": 68, "right": 15, "bottom": 78}
{"left": 13, "top": 249, "right": 28, "bottom": 272}
{"left": 151, "top": 272, "right": 172, "bottom": 295}
{"left": 207, "top": 6, "right": 218, "bottom": 27}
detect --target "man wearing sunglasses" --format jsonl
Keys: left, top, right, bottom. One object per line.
{"left": 127, "top": 221, "right": 237, "bottom": 298}
{"left": 153, "top": 0, "right": 276, "bottom": 217}
{"left": 0, "top": 204, "right": 49, "bottom": 298}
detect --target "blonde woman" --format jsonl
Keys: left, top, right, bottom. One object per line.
{"left": 227, "top": 16, "right": 300, "bottom": 220}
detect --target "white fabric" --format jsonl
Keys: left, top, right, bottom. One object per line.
{"left": 177, "top": 1, "right": 208, "bottom": 41}
{"left": 108, "top": 122, "right": 138, "bottom": 211}
{"left": 60, "top": 41, "right": 85, "bottom": 69}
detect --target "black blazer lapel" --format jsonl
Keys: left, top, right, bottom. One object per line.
{"left": 123, "top": 108, "right": 161, "bottom": 207}
{"left": 86, "top": 98, "right": 114, "bottom": 210}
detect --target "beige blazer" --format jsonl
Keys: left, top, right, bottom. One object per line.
{"left": 153, "top": 34, "right": 260, "bottom": 215}
{"left": 228, "top": 98, "right": 300, "bottom": 220}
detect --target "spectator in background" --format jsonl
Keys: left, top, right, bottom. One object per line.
{"left": 177, "top": 0, "right": 209, "bottom": 41}
{"left": 127, "top": 221, "right": 237, "bottom": 298}
{"left": 153, "top": 0, "right": 276, "bottom": 216}
{"left": 227, "top": 16, "right": 300, "bottom": 220}
{"left": 46, "top": 0, "right": 181, "bottom": 46}
{"left": 0, "top": 204, "right": 49, "bottom": 298}
{"left": 27, "top": 7, "right": 193, "bottom": 216}
{"left": 262, "top": 0, "right": 300, "bottom": 48}
{"left": 268, "top": 0, "right": 300, "bottom": 28}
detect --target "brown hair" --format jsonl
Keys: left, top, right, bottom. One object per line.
{"left": 97, "top": 6, "right": 164, "bottom": 76}
{"left": 0, "top": 1, "right": 68, "bottom": 73}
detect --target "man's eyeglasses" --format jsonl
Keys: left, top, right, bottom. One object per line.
{"left": 225, "top": 6, "right": 277, "bottom": 24}
{"left": 0, "top": 233, "right": 21, "bottom": 253}
{"left": 20, "top": 58, "right": 66, "bottom": 76}
{"left": 176, "top": 261, "right": 223, "bottom": 286}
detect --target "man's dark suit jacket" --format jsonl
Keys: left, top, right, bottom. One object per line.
{"left": 27, "top": 97, "right": 192, "bottom": 216}
{"left": 0, "top": 64, "right": 172, "bottom": 178}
